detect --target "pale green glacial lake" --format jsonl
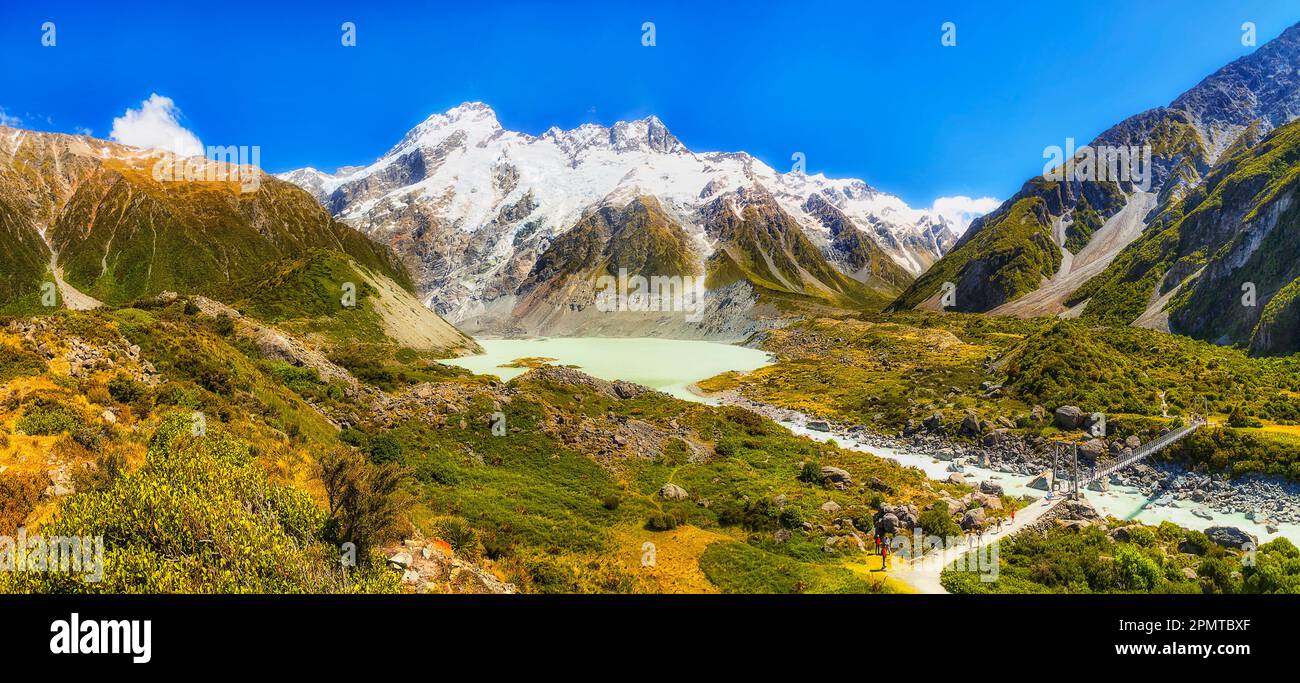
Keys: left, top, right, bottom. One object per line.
{"left": 441, "top": 337, "right": 773, "bottom": 401}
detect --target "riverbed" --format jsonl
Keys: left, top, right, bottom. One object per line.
{"left": 781, "top": 421, "right": 1300, "bottom": 545}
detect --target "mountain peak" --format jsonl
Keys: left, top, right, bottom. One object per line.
{"left": 609, "top": 115, "right": 686, "bottom": 154}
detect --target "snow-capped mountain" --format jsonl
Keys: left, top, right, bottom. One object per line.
{"left": 279, "top": 102, "right": 962, "bottom": 330}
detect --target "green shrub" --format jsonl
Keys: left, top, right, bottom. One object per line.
{"left": 646, "top": 512, "right": 681, "bottom": 531}
{"left": 799, "top": 462, "right": 825, "bottom": 485}
{"left": 15, "top": 398, "right": 83, "bottom": 436}
{"left": 366, "top": 434, "right": 404, "bottom": 465}
{"left": 918, "top": 502, "right": 962, "bottom": 538}
{"left": 107, "top": 374, "right": 146, "bottom": 404}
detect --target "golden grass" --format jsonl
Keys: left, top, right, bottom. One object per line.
{"left": 613, "top": 524, "right": 741, "bottom": 594}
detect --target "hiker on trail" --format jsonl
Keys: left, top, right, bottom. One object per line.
{"left": 1011, "top": 508, "right": 1015, "bottom": 524}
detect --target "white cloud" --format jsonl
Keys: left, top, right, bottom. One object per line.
{"left": 929, "top": 195, "right": 1001, "bottom": 234}
{"left": 0, "top": 107, "right": 21, "bottom": 127}
{"left": 109, "top": 94, "right": 203, "bottom": 156}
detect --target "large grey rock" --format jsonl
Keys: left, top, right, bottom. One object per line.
{"left": 821, "top": 466, "right": 853, "bottom": 489}
{"left": 1054, "top": 406, "right": 1085, "bottom": 430}
{"left": 982, "top": 428, "right": 1012, "bottom": 447}
{"left": 960, "top": 508, "right": 986, "bottom": 530}
{"left": 1205, "top": 526, "right": 1255, "bottom": 550}
{"left": 1079, "top": 438, "right": 1107, "bottom": 461}
{"left": 658, "top": 483, "right": 689, "bottom": 501}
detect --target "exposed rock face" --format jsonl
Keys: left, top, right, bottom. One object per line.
{"left": 384, "top": 536, "right": 516, "bottom": 594}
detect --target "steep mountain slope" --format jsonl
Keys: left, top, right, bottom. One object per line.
{"left": 233, "top": 249, "right": 480, "bottom": 355}
{"left": 280, "top": 103, "right": 960, "bottom": 336}
{"left": 0, "top": 126, "right": 476, "bottom": 356}
{"left": 0, "top": 127, "right": 409, "bottom": 306}
{"left": 892, "top": 22, "right": 1300, "bottom": 316}
{"left": 1073, "top": 117, "right": 1300, "bottom": 356}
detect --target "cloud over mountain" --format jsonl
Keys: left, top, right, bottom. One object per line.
{"left": 109, "top": 94, "right": 203, "bottom": 156}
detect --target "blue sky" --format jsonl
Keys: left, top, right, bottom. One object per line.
{"left": 1, "top": 1, "right": 1296, "bottom": 208}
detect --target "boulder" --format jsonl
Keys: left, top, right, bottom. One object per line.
{"left": 1125, "top": 435, "right": 1142, "bottom": 449}
{"left": 387, "top": 552, "right": 413, "bottom": 569}
{"left": 947, "top": 472, "right": 967, "bottom": 486}
{"left": 1027, "top": 471, "right": 1053, "bottom": 491}
{"left": 923, "top": 412, "right": 945, "bottom": 433}
{"left": 1060, "top": 499, "right": 1100, "bottom": 521}
{"left": 821, "top": 466, "right": 853, "bottom": 489}
{"left": 982, "top": 428, "right": 1012, "bottom": 447}
{"left": 960, "top": 508, "right": 987, "bottom": 530}
{"left": 658, "top": 483, "right": 689, "bottom": 501}
{"left": 939, "top": 496, "right": 963, "bottom": 515}
{"left": 820, "top": 500, "right": 842, "bottom": 514}
{"left": 807, "top": 420, "right": 831, "bottom": 432}
{"left": 1054, "top": 405, "right": 1085, "bottom": 430}
{"left": 875, "top": 512, "right": 901, "bottom": 535}
{"left": 1204, "top": 526, "right": 1255, "bottom": 550}
{"left": 978, "top": 480, "right": 1004, "bottom": 496}
{"left": 960, "top": 412, "right": 981, "bottom": 437}
{"left": 1079, "top": 438, "right": 1107, "bottom": 461}
{"left": 1029, "top": 405, "right": 1048, "bottom": 423}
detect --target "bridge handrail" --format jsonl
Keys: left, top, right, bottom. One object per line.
{"left": 1078, "top": 418, "right": 1204, "bottom": 486}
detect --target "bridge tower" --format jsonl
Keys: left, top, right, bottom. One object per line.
{"left": 1070, "top": 442, "right": 1080, "bottom": 500}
